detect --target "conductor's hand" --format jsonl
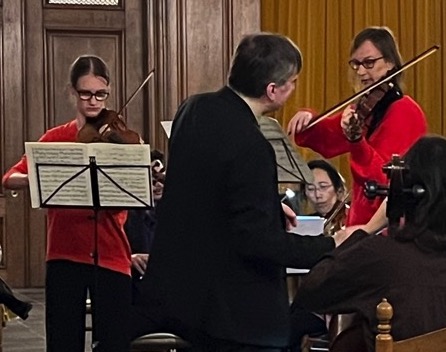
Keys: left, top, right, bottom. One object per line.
{"left": 282, "top": 203, "right": 298, "bottom": 230}
{"left": 287, "top": 110, "right": 314, "bottom": 136}
{"left": 131, "top": 253, "right": 149, "bottom": 275}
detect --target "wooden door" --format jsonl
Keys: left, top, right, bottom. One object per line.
{"left": 2, "top": 0, "right": 151, "bottom": 287}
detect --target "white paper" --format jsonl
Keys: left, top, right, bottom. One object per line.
{"left": 161, "top": 121, "right": 173, "bottom": 138}
{"left": 25, "top": 142, "right": 152, "bottom": 209}
{"left": 286, "top": 268, "right": 310, "bottom": 275}
{"left": 289, "top": 215, "right": 325, "bottom": 236}
{"left": 287, "top": 216, "right": 325, "bottom": 274}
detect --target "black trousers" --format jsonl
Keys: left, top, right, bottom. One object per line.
{"left": 46, "top": 260, "right": 131, "bottom": 352}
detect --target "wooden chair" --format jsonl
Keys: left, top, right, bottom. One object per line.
{"left": 376, "top": 298, "right": 446, "bottom": 352}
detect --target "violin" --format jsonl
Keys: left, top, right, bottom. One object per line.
{"left": 323, "top": 191, "right": 350, "bottom": 236}
{"left": 76, "top": 109, "right": 141, "bottom": 144}
{"left": 343, "top": 80, "right": 395, "bottom": 141}
{"left": 356, "top": 82, "right": 393, "bottom": 121}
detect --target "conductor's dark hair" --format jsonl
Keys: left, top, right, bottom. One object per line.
{"left": 228, "top": 32, "right": 302, "bottom": 98}
{"left": 69, "top": 55, "right": 110, "bottom": 88}
{"left": 394, "top": 135, "right": 446, "bottom": 251}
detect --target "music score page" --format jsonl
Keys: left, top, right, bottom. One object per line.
{"left": 25, "top": 142, "right": 152, "bottom": 209}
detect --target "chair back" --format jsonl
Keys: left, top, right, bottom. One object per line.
{"left": 375, "top": 298, "right": 446, "bottom": 352}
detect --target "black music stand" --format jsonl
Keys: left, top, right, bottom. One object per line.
{"left": 33, "top": 152, "right": 152, "bottom": 351}
{"left": 259, "top": 116, "right": 314, "bottom": 212}
{"left": 258, "top": 115, "right": 313, "bottom": 184}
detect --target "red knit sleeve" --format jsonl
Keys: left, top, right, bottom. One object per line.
{"left": 294, "top": 111, "right": 351, "bottom": 158}
{"left": 349, "top": 96, "right": 427, "bottom": 185}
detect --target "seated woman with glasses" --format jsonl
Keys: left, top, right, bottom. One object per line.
{"left": 295, "top": 135, "right": 446, "bottom": 352}
{"left": 287, "top": 26, "right": 427, "bottom": 227}
{"left": 303, "top": 159, "right": 348, "bottom": 237}
{"left": 287, "top": 160, "right": 348, "bottom": 352}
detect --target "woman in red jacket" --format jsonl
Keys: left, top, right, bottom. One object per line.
{"left": 287, "top": 26, "right": 427, "bottom": 226}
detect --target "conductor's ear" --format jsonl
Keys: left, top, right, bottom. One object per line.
{"left": 266, "top": 82, "right": 276, "bottom": 100}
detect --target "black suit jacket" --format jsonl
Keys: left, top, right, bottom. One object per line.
{"left": 135, "top": 87, "right": 335, "bottom": 347}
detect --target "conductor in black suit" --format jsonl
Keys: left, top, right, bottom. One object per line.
{"left": 130, "top": 32, "right": 350, "bottom": 351}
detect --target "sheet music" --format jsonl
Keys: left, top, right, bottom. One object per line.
{"left": 161, "top": 121, "right": 173, "bottom": 138}
{"left": 258, "top": 116, "right": 313, "bottom": 184}
{"left": 89, "top": 144, "right": 152, "bottom": 207}
{"left": 289, "top": 215, "right": 325, "bottom": 236}
{"left": 25, "top": 142, "right": 152, "bottom": 209}
{"left": 286, "top": 215, "right": 325, "bottom": 274}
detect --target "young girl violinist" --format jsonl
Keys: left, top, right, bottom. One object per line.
{"left": 2, "top": 55, "right": 132, "bottom": 352}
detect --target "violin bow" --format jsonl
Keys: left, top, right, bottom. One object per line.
{"left": 306, "top": 45, "right": 440, "bottom": 129}
{"left": 117, "top": 69, "right": 155, "bottom": 115}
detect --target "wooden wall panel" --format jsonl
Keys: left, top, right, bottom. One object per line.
{"left": 184, "top": 0, "right": 226, "bottom": 94}
{"left": 0, "top": 0, "right": 4, "bottom": 270}
{"left": 156, "top": 0, "right": 260, "bottom": 153}
{"left": 1, "top": 0, "right": 27, "bottom": 285}
{"left": 46, "top": 33, "right": 122, "bottom": 127}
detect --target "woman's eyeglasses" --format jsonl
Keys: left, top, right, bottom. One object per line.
{"left": 77, "top": 90, "right": 110, "bottom": 101}
{"left": 305, "top": 183, "right": 333, "bottom": 193}
{"left": 348, "top": 57, "right": 384, "bottom": 71}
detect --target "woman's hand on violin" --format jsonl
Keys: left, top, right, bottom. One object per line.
{"left": 287, "top": 110, "right": 313, "bottom": 136}
{"left": 341, "top": 105, "right": 363, "bottom": 142}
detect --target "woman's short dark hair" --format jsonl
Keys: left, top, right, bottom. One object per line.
{"left": 394, "top": 135, "right": 446, "bottom": 251}
{"left": 228, "top": 32, "right": 303, "bottom": 98}
{"left": 69, "top": 55, "right": 110, "bottom": 88}
{"left": 307, "top": 159, "right": 346, "bottom": 195}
